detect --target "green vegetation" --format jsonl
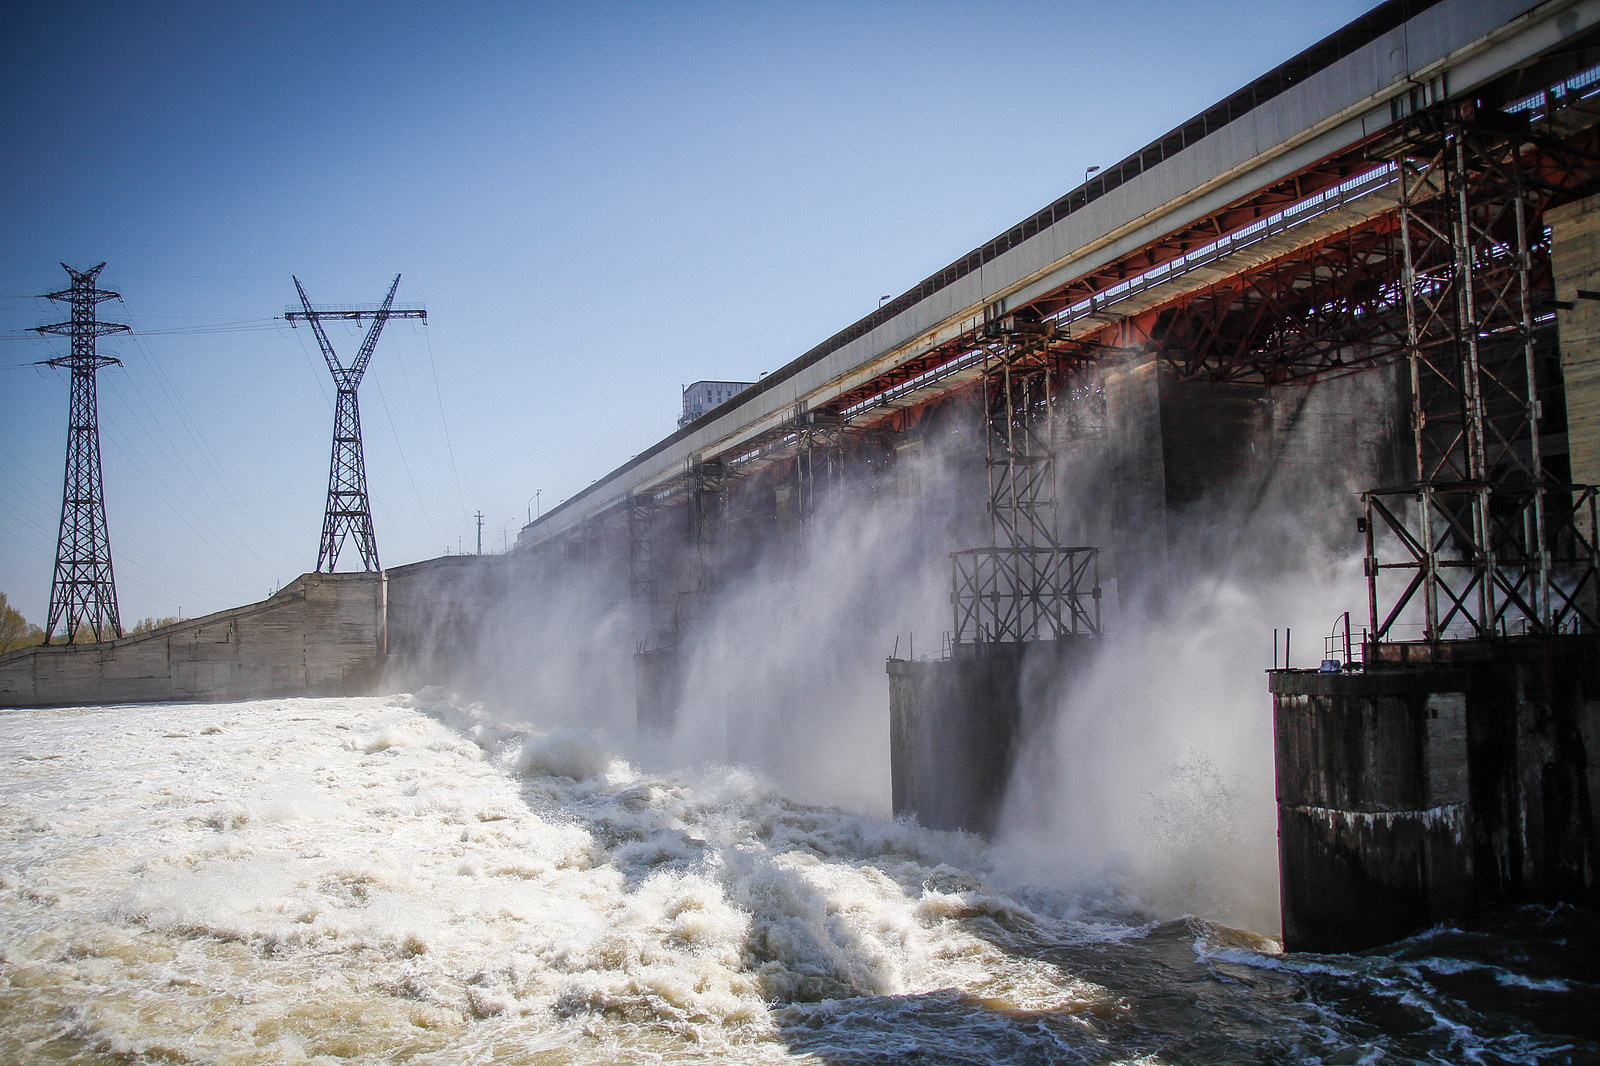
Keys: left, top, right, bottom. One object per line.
{"left": 0, "top": 593, "right": 45, "bottom": 653}
{"left": 128, "top": 616, "right": 181, "bottom": 635}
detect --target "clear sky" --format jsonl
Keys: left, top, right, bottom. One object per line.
{"left": 1, "top": 0, "right": 1372, "bottom": 628}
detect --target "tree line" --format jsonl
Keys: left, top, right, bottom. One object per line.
{"left": 0, "top": 593, "right": 178, "bottom": 651}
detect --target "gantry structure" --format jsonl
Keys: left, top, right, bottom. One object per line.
{"left": 33, "top": 262, "right": 129, "bottom": 644}
{"left": 518, "top": 0, "right": 1600, "bottom": 657}
{"left": 285, "top": 275, "right": 426, "bottom": 572}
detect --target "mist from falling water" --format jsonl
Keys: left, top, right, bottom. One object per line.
{"left": 657, "top": 449, "right": 967, "bottom": 813}
{"left": 994, "top": 374, "right": 1385, "bottom": 935}
{"left": 993, "top": 535, "right": 1366, "bottom": 934}
{"left": 426, "top": 372, "right": 1387, "bottom": 936}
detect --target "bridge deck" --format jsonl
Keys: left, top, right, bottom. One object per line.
{"left": 522, "top": 0, "right": 1598, "bottom": 548}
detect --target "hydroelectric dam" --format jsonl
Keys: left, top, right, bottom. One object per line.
{"left": 4, "top": 0, "right": 1600, "bottom": 954}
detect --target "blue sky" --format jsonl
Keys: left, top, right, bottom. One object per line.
{"left": 1, "top": 0, "right": 1371, "bottom": 628}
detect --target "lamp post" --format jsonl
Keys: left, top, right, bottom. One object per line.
{"left": 527, "top": 490, "right": 542, "bottom": 524}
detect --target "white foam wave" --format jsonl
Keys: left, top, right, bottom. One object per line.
{"left": 0, "top": 694, "right": 1115, "bottom": 1064}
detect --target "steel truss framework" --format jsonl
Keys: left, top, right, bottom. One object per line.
{"left": 286, "top": 275, "right": 425, "bottom": 573}
{"left": 1363, "top": 107, "right": 1600, "bottom": 643}
{"left": 1126, "top": 216, "right": 1411, "bottom": 384}
{"left": 1365, "top": 484, "right": 1600, "bottom": 640}
{"left": 674, "top": 458, "right": 729, "bottom": 639}
{"left": 34, "top": 262, "right": 128, "bottom": 643}
{"left": 627, "top": 491, "right": 668, "bottom": 651}
{"left": 538, "top": 66, "right": 1600, "bottom": 656}
{"left": 951, "top": 323, "right": 1101, "bottom": 645}
{"left": 624, "top": 416, "right": 881, "bottom": 654}
{"left": 794, "top": 409, "right": 846, "bottom": 524}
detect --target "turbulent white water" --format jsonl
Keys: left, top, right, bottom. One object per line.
{"left": 0, "top": 693, "right": 1136, "bottom": 1063}
{"left": 2, "top": 693, "right": 1592, "bottom": 1065}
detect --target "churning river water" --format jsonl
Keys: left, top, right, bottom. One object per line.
{"left": 1, "top": 693, "right": 1595, "bottom": 1065}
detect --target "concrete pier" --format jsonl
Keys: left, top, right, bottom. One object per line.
{"left": 887, "top": 639, "right": 1095, "bottom": 835}
{"left": 634, "top": 646, "right": 681, "bottom": 733}
{"left": 1270, "top": 638, "right": 1600, "bottom": 952}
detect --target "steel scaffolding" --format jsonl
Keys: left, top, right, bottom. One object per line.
{"left": 1364, "top": 108, "right": 1599, "bottom": 643}
{"left": 951, "top": 319, "right": 1101, "bottom": 644}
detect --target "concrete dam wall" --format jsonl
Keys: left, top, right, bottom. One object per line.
{"left": 0, "top": 558, "right": 507, "bottom": 709}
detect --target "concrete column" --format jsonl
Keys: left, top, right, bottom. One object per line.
{"left": 887, "top": 639, "right": 1095, "bottom": 835}
{"left": 1270, "top": 668, "right": 1475, "bottom": 952}
{"left": 1549, "top": 193, "right": 1600, "bottom": 489}
{"left": 635, "top": 646, "right": 681, "bottom": 734}
{"left": 888, "top": 649, "right": 1025, "bottom": 835}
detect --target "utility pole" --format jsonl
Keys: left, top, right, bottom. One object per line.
{"left": 285, "top": 275, "right": 425, "bottom": 572}
{"left": 33, "top": 262, "right": 129, "bottom": 644}
{"left": 475, "top": 510, "right": 484, "bottom": 555}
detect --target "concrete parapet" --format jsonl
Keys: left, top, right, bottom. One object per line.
{"left": 0, "top": 572, "right": 385, "bottom": 708}
{"left": 1270, "top": 638, "right": 1600, "bottom": 952}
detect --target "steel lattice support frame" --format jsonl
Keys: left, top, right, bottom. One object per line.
{"left": 34, "top": 262, "right": 129, "bottom": 644}
{"left": 983, "top": 331, "right": 1058, "bottom": 551}
{"left": 285, "top": 275, "right": 426, "bottom": 572}
{"left": 628, "top": 491, "right": 677, "bottom": 652}
{"left": 322, "top": 388, "right": 378, "bottom": 570}
{"left": 1365, "top": 484, "right": 1600, "bottom": 639}
{"left": 951, "top": 324, "right": 1102, "bottom": 645}
{"left": 675, "top": 458, "right": 729, "bottom": 637}
{"left": 795, "top": 410, "right": 845, "bottom": 525}
{"left": 1128, "top": 215, "right": 1412, "bottom": 384}
{"left": 627, "top": 492, "right": 658, "bottom": 611}
{"left": 951, "top": 546, "right": 1101, "bottom": 644}
{"left": 1365, "top": 109, "right": 1598, "bottom": 643}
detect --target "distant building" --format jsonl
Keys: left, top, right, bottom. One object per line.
{"left": 680, "top": 380, "right": 755, "bottom": 428}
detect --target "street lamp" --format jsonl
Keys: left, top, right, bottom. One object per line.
{"left": 527, "top": 490, "right": 542, "bottom": 524}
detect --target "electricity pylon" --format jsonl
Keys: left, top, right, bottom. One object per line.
{"left": 33, "top": 262, "right": 129, "bottom": 644}
{"left": 285, "top": 275, "right": 425, "bottom": 572}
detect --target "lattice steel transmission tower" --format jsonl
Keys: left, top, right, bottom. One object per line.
{"left": 285, "top": 275, "right": 425, "bottom": 572}
{"left": 33, "top": 262, "right": 129, "bottom": 644}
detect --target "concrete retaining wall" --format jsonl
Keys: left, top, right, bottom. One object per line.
{"left": 0, "top": 572, "right": 385, "bottom": 708}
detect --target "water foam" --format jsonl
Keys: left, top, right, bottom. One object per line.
{"left": 0, "top": 695, "right": 1114, "bottom": 1064}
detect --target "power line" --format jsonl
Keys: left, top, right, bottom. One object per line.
{"left": 381, "top": 327, "right": 455, "bottom": 539}
{"left": 420, "top": 325, "right": 469, "bottom": 522}
{"left": 371, "top": 376, "right": 444, "bottom": 550}
{"left": 116, "top": 313, "right": 302, "bottom": 575}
